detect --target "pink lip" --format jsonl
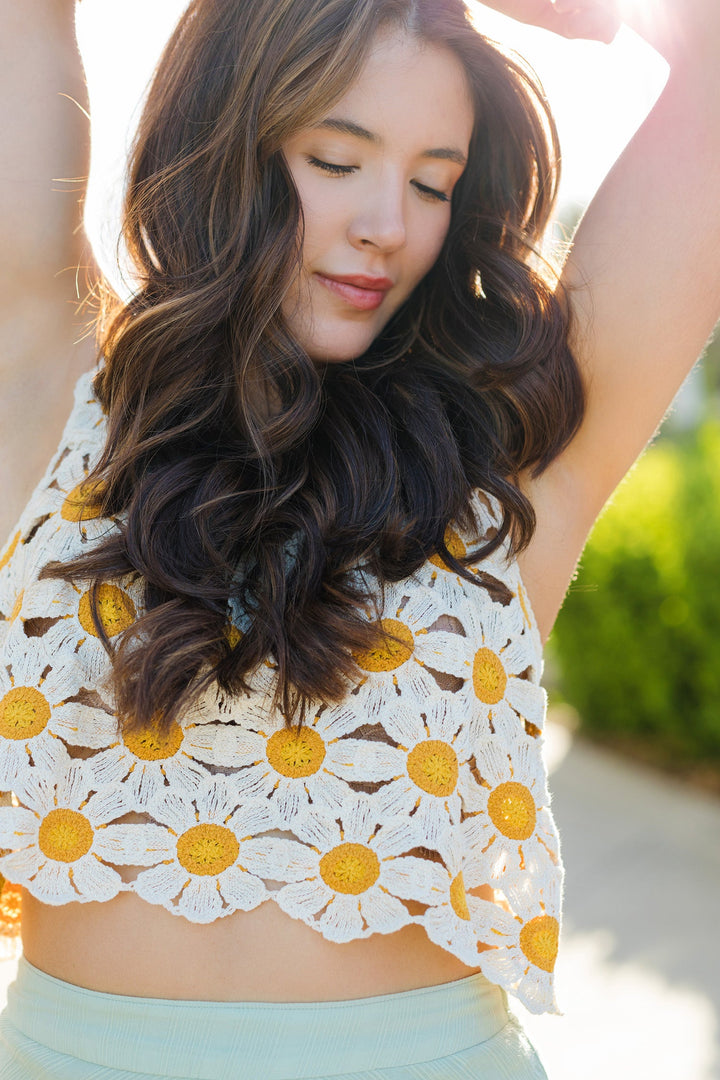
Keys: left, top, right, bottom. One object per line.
{"left": 315, "top": 272, "right": 393, "bottom": 312}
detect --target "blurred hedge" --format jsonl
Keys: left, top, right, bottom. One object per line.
{"left": 548, "top": 419, "right": 720, "bottom": 777}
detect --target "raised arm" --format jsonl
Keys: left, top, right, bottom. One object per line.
{"left": 0, "top": 0, "right": 96, "bottom": 543}
{"left": 500, "top": 0, "right": 720, "bottom": 640}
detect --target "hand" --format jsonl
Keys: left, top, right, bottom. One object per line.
{"left": 477, "top": 0, "right": 622, "bottom": 44}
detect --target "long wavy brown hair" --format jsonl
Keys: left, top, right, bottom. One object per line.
{"left": 41, "top": 0, "right": 584, "bottom": 736}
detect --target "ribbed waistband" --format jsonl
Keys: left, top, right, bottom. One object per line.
{"left": 4, "top": 956, "right": 510, "bottom": 1079}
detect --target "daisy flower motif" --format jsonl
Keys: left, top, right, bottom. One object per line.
{"left": 477, "top": 864, "right": 564, "bottom": 1016}
{"left": 23, "top": 442, "right": 117, "bottom": 563}
{"left": 132, "top": 776, "right": 280, "bottom": 923}
{"left": 413, "top": 499, "right": 508, "bottom": 607}
{"left": 189, "top": 692, "right": 404, "bottom": 820}
{"left": 460, "top": 734, "right": 560, "bottom": 887}
{"left": 0, "top": 750, "right": 133, "bottom": 905}
{"left": 348, "top": 579, "right": 469, "bottom": 717}
{"left": 271, "top": 794, "right": 441, "bottom": 943}
{"left": 415, "top": 521, "right": 478, "bottom": 601}
{"left": 0, "top": 635, "right": 118, "bottom": 790}
{"left": 364, "top": 695, "right": 480, "bottom": 851}
{"left": 22, "top": 573, "right": 142, "bottom": 689}
{"left": 86, "top": 716, "right": 215, "bottom": 816}
{"left": 453, "top": 591, "right": 545, "bottom": 741}
{"left": 415, "top": 832, "right": 518, "bottom": 969}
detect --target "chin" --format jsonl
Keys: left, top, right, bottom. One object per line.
{"left": 305, "top": 326, "right": 380, "bottom": 366}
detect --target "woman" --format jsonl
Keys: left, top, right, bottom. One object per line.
{"left": 0, "top": 0, "right": 717, "bottom": 1077}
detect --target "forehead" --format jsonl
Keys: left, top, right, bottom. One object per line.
{"left": 318, "top": 28, "right": 475, "bottom": 154}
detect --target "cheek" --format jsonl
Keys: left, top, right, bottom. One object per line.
{"left": 293, "top": 180, "right": 342, "bottom": 261}
{"left": 405, "top": 213, "right": 451, "bottom": 291}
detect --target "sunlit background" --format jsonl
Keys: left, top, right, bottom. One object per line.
{"left": 2, "top": 3, "right": 718, "bottom": 1078}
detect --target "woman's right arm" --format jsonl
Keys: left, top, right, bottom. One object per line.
{"left": 0, "top": 0, "right": 96, "bottom": 544}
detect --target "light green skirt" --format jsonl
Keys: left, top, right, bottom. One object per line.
{"left": 0, "top": 955, "right": 548, "bottom": 1079}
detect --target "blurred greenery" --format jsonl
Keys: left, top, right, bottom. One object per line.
{"left": 548, "top": 413, "right": 720, "bottom": 788}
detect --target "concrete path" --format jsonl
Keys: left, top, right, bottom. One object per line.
{"left": 515, "top": 719, "right": 720, "bottom": 1079}
{"left": 1, "top": 718, "right": 718, "bottom": 1078}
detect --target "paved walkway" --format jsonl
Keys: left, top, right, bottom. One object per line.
{"left": 515, "top": 718, "right": 720, "bottom": 1079}
{"left": 1, "top": 718, "right": 718, "bottom": 1078}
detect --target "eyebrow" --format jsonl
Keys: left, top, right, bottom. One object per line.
{"left": 313, "top": 118, "right": 468, "bottom": 168}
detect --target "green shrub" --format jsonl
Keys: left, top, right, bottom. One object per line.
{"left": 549, "top": 420, "right": 720, "bottom": 769}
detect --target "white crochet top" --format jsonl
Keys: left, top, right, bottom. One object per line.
{"left": 0, "top": 368, "right": 564, "bottom": 1016}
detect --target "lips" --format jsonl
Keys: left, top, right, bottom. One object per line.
{"left": 315, "top": 272, "right": 393, "bottom": 312}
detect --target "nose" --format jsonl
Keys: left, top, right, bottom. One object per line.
{"left": 347, "top": 178, "right": 407, "bottom": 253}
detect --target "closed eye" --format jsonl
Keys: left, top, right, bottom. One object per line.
{"left": 306, "top": 156, "right": 450, "bottom": 203}
{"left": 412, "top": 182, "right": 449, "bottom": 204}
{"left": 306, "top": 156, "right": 355, "bottom": 176}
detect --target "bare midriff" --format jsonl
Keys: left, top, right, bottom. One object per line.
{"left": 20, "top": 834, "right": 498, "bottom": 1001}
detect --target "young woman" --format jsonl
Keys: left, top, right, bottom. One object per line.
{"left": 0, "top": 0, "right": 717, "bottom": 1077}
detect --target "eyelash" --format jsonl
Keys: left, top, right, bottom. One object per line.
{"left": 305, "top": 156, "right": 450, "bottom": 203}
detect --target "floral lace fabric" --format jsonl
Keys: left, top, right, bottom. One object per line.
{"left": 0, "top": 367, "right": 564, "bottom": 1015}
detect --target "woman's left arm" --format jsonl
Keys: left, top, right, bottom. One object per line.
{"left": 497, "top": 0, "right": 720, "bottom": 639}
{"left": 550, "top": 0, "right": 720, "bottom": 523}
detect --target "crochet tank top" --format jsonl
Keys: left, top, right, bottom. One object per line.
{"left": 0, "top": 367, "right": 564, "bottom": 1016}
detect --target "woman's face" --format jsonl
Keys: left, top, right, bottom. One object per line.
{"left": 280, "top": 28, "right": 475, "bottom": 364}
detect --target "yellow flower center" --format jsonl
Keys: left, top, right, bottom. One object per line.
{"left": 266, "top": 726, "right": 326, "bottom": 778}
{"left": 406, "top": 739, "right": 458, "bottom": 796}
{"left": 38, "top": 809, "right": 94, "bottom": 863}
{"left": 78, "top": 583, "right": 136, "bottom": 639}
{"left": 123, "top": 720, "right": 184, "bottom": 761}
{"left": 0, "top": 686, "right": 51, "bottom": 740}
{"left": 319, "top": 842, "right": 380, "bottom": 895}
{"left": 519, "top": 914, "right": 559, "bottom": 972}
{"left": 449, "top": 870, "right": 470, "bottom": 920}
{"left": 0, "top": 532, "right": 20, "bottom": 572}
{"left": 472, "top": 647, "right": 507, "bottom": 704}
{"left": 61, "top": 479, "right": 106, "bottom": 522}
{"left": 353, "top": 618, "right": 414, "bottom": 672}
{"left": 486, "top": 781, "right": 536, "bottom": 840}
{"left": 176, "top": 823, "right": 240, "bottom": 876}
{"left": 428, "top": 526, "right": 467, "bottom": 570}
{"left": 9, "top": 590, "right": 24, "bottom": 623}
{"left": 225, "top": 622, "right": 242, "bottom": 649}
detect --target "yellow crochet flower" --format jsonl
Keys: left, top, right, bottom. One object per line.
{"left": 132, "top": 776, "right": 277, "bottom": 922}
{"left": 0, "top": 749, "right": 133, "bottom": 905}
{"left": 20, "top": 575, "right": 141, "bottom": 681}
{"left": 0, "top": 637, "right": 117, "bottom": 790}
{"left": 413, "top": 489, "right": 507, "bottom": 605}
{"left": 461, "top": 734, "right": 560, "bottom": 885}
{"left": 23, "top": 449, "right": 114, "bottom": 560}
{"left": 363, "top": 695, "right": 479, "bottom": 847}
{"left": 454, "top": 592, "right": 544, "bottom": 740}
{"left": 202, "top": 690, "right": 403, "bottom": 820}
{"left": 477, "top": 869, "right": 563, "bottom": 1016}
{"left": 271, "top": 795, "right": 439, "bottom": 942}
{"left": 87, "top": 716, "right": 214, "bottom": 813}
{"left": 349, "top": 579, "right": 468, "bottom": 715}
{"left": 415, "top": 835, "right": 512, "bottom": 968}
